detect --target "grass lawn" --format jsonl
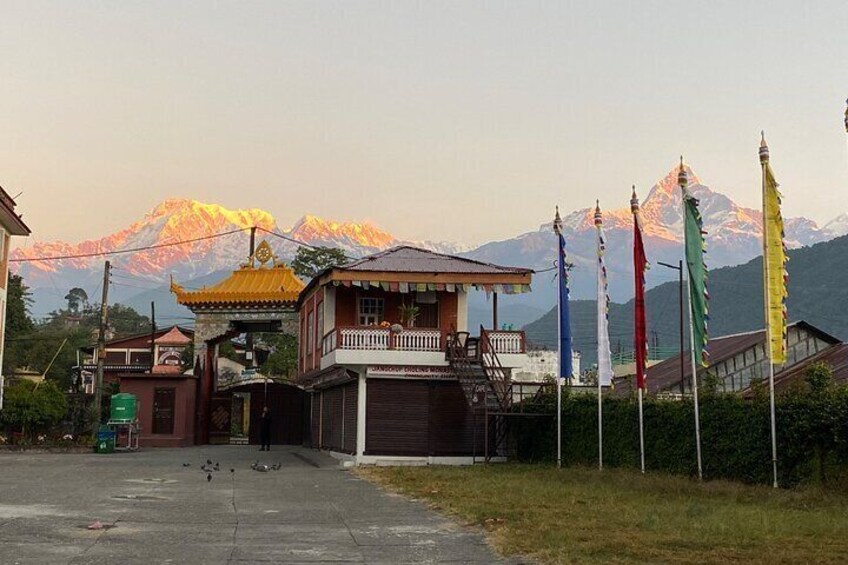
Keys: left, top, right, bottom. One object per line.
{"left": 358, "top": 464, "right": 848, "bottom": 564}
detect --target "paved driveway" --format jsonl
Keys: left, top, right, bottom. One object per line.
{"left": 0, "top": 446, "right": 521, "bottom": 564}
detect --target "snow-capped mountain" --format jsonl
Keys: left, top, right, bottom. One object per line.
{"left": 11, "top": 198, "right": 467, "bottom": 317}
{"left": 463, "top": 164, "right": 838, "bottom": 310}
{"left": 823, "top": 213, "right": 848, "bottom": 238}
{"left": 10, "top": 166, "right": 845, "bottom": 322}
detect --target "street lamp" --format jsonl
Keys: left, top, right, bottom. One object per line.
{"left": 657, "top": 260, "right": 686, "bottom": 396}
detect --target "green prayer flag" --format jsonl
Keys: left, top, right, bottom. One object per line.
{"left": 684, "top": 192, "right": 709, "bottom": 367}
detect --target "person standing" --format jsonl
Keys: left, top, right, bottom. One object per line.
{"left": 258, "top": 406, "right": 272, "bottom": 451}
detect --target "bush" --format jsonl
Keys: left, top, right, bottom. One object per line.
{"left": 511, "top": 379, "right": 848, "bottom": 487}
{"left": 1, "top": 379, "right": 67, "bottom": 441}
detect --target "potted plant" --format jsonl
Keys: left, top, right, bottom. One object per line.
{"left": 397, "top": 303, "right": 420, "bottom": 328}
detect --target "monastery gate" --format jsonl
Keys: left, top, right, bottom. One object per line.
{"left": 171, "top": 241, "right": 305, "bottom": 444}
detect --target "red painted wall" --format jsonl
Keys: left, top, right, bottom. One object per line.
{"left": 118, "top": 375, "right": 197, "bottom": 448}
{"left": 334, "top": 287, "right": 458, "bottom": 331}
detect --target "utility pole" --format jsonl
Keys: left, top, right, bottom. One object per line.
{"left": 677, "top": 259, "right": 685, "bottom": 396}
{"left": 93, "top": 260, "right": 111, "bottom": 436}
{"left": 149, "top": 301, "right": 156, "bottom": 372}
{"left": 658, "top": 260, "right": 686, "bottom": 396}
{"left": 246, "top": 227, "right": 257, "bottom": 368}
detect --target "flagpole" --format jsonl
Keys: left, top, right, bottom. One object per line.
{"left": 554, "top": 207, "right": 563, "bottom": 469}
{"left": 680, "top": 159, "right": 704, "bottom": 481}
{"left": 760, "top": 134, "right": 779, "bottom": 489}
{"left": 595, "top": 202, "right": 604, "bottom": 471}
{"left": 631, "top": 188, "right": 647, "bottom": 474}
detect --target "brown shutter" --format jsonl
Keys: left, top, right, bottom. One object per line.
{"left": 365, "top": 379, "right": 429, "bottom": 456}
{"left": 428, "top": 381, "right": 481, "bottom": 456}
{"left": 343, "top": 381, "right": 358, "bottom": 454}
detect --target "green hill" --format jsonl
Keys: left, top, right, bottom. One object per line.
{"left": 524, "top": 234, "right": 848, "bottom": 368}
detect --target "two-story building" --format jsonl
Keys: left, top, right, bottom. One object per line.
{"left": 295, "top": 246, "right": 534, "bottom": 465}
{"left": 0, "top": 186, "right": 30, "bottom": 409}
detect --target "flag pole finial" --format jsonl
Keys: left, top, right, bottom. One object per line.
{"left": 678, "top": 158, "right": 688, "bottom": 190}
{"left": 759, "top": 131, "right": 770, "bottom": 163}
{"left": 553, "top": 206, "right": 563, "bottom": 235}
{"left": 844, "top": 98, "right": 848, "bottom": 133}
{"left": 630, "top": 185, "right": 640, "bottom": 214}
{"left": 594, "top": 200, "right": 603, "bottom": 226}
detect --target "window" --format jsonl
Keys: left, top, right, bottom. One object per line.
{"left": 307, "top": 311, "right": 315, "bottom": 354}
{"left": 358, "top": 297, "right": 384, "bottom": 326}
{"left": 316, "top": 304, "right": 324, "bottom": 350}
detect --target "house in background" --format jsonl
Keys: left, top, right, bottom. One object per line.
{"left": 75, "top": 326, "right": 195, "bottom": 393}
{"left": 614, "top": 320, "right": 847, "bottom": 397}
{"left": 0, "top": 185, "right": 30, "bottom": 409}
{"left": 295, "top": 246, "right": 534, "bottom": 465}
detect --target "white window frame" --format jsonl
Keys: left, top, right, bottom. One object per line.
{"left": 357, "top": 297, "right": 384, "bottom": 326}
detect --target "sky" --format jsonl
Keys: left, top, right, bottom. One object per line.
{"left": 0, "top": 1, "right": 846, "bottom": 247}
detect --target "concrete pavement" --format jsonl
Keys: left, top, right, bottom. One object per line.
{"left": 0, "top": 445, "right": 524, "bottom": 564}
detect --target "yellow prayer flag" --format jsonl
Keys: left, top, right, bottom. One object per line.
{"left": 762, "top": 157, "right": 788, "bottom": 364}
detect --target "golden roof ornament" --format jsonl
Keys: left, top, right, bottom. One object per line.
{"left": 246, "top": 240, "right": 278, "bottom": 268}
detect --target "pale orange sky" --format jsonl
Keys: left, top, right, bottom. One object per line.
{"left": 1, "top": 1, "right": 846, "bottom": 247}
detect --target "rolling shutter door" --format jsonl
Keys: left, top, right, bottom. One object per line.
{"left": 343, "top": 381, "right": 358, "bottom": 454}
{"left": 428, "top": 381, "right": 480, "bottom": 456}
{"left": 365, "top": 379, "right": 429, "bottom": 456}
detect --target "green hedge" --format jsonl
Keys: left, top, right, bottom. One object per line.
{"left": 512, "top": 384, "right": 848, "bottom": 487}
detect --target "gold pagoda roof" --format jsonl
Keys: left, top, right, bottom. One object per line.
{"left": 170, "top": 241, "right": 305, "bottom": 307}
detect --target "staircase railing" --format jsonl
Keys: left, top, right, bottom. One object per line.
{"left": 479, "top": 327, "right": 512, "bottom": 412}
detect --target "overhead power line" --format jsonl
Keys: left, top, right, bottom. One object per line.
{"left": 10, "top": 228, "right": 250, "bottom": 263}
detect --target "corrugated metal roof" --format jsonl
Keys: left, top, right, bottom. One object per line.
{"left": 768, "top": 344, "right": 848, "bottom": 394}
{"left": 338, "top": 246, "right": 532, "bottom": 275}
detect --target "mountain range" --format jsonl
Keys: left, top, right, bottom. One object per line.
{"left": 11, "top": 164, "right": 847, "bottom": 324}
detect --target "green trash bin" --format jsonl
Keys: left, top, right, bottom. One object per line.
{"left": 96, "top": 428, "right": 116, "bottom": 454}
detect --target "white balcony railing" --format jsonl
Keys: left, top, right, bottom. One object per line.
{"left": 323, "top": 327, "right": 443, "bottom": 354}
{"left": 484, "top": 331, "right": 526, "bottom": 354}
{"left": 394, "top": 329, "right": 441, "bottom": 351}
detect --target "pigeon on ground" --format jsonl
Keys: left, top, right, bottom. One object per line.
{"left": 206, "top": 459, "right": 212, "bottom": 465}
{"left": 230, "top": 468, "right": 235, "bottom": 474}
{"left": 213, "top": 463, "right": 220, "bottom": 471}
{"left": 182, "top": 463, "right": 191, "bottom": 467}
{"left": 252, "top": 462, "right": 271, "bottom": 472}
{"left": 270, "top": 463, "right": 281, "bottom": 471}
{"left": 207, "top": 473, "right": 212, "bottom": 482}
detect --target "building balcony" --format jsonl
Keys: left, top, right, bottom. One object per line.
{"left": 319, "top": 326, "right": 527, "bottom": 370}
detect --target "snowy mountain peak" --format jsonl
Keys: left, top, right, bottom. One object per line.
{"left": 824, "top": 213, "right": 848, "bottom": 238}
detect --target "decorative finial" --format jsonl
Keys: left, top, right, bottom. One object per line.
{"left": 594, "top": 200, "right": 602, "bottom": 227}
{"left": 553, "top": 206, "right": 563, "bottom": 235}
{"left": 677, "top": 157, "right": 688, "bottom": 189}
{"left": 759, "top": 131, "right": 769, "bottom": 163}
{"left": 630, "top": 185, "right": 640, "bottom": 214}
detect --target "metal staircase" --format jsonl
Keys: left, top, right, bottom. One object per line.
{"left": 447, "top": 327, "right": 513, "bottom": 462}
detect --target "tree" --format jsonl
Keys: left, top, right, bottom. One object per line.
{"left": 259, "top": 333, "right": 297, "bottom": 378}
{"left": 291, "top": 246, "right": 348, "bottom": 280}
{"left": 64, "top": 287, "right": 88, "bottom": 314}
{"left": 1, "top": 379, "right": 67, "bottom": 441}
{"left": 4, "top": 274, "right": 35, "bottom": 375}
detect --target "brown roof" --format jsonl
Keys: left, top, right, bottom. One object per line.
{"left": 339, "top": 246, "right": 532, "bottom": 275}
{"left": 0, "top": 185, "right": 30, "bottom": 236}
{"left": 614, "top": 321, "right": 841, "bottom": 396}
{"left": 154, "top": 326, "right": 192, "bottom": 345}
{"left": 768, "top": 344, "right": 848, "bottom": 394}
